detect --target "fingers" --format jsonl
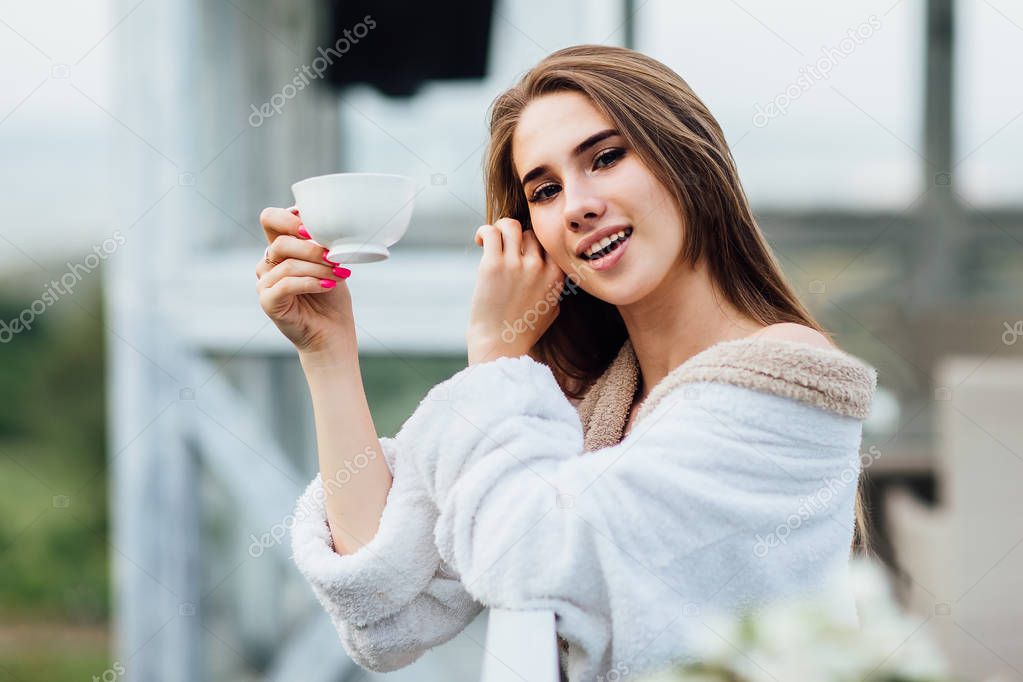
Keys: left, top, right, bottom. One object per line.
{"left": 520, "top": 229, "right": 564, "bottom": 287}
{"left": 269, "top": 233, "right": 334, "bottom": 264}
{"left": 545, "top": 251, "right": 566, "bottom": 288}
{"left": 475, "top": 224, "right": 503, "bottom": 267}
{"left": 256, "top": 234, "right": 340, "bottom": 280}
{"left": 258, "top": 275, "right": 339, "bottom": 313}
{"left": 258, "top": 257, "right": 350, "bottom": 290}
{"left": 475, "top": 217, "right": 530, "bottom": 264}
{"left": 259, "top": 205, "right": 305, "bottom": 245}
{"left": 521, "top": 228, "right": 543, "bottom": 260}
{"left": 492, "top": 218, "right": 523, "bottom": 261}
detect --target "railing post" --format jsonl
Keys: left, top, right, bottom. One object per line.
{"left": 480, "top": 609, "right": 560, "bottom": 682}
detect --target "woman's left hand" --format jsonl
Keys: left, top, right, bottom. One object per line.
{"left": 466, "top": 218, "right": 566, "bottom": 365}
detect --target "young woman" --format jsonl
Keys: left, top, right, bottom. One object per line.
{"left": 256, "top": 45, "right": 877, "bottom": 682}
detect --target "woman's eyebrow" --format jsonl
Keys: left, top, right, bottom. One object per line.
{"left": 519, "top": 128, "right": 620, "bottom": 186}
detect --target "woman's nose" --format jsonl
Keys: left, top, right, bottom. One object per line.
{"left": 563, "top": 185, "right": 605, "bottom": 230}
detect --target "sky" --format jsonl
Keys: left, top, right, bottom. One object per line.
{"left": 1, "top": 0, "right": 116, "bottom": 276}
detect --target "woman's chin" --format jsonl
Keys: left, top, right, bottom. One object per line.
{"left": 589, "top": 281, "right": 648, "bottom": 307}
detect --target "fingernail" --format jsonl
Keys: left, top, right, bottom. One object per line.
{"left": 322, "top": 251, "right": 338, "bottom": 265}
{"left": 289, "top": 206, "right": 300, "bottom": 215}
{"left": 298, "top": 225, "right": 310, "bottom": 239}
{"left": 319, "top": 279, "right": 336, "bottom": 289}
{"left": 332, "top": 266, "right": 351, "bottom": 278}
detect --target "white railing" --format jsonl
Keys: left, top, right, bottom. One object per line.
{"left": 481, "top": 609, "right": 560, "bottom": 682}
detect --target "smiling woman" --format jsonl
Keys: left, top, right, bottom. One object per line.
{"left": 285, "top": 44, "right": 878, "bottom": 682}
{"left": 483, "top": 48, "right": 830, "bottom": 394}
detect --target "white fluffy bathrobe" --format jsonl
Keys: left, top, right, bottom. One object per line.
{"left": 290, "top": 336, "right": 877, "bottom": 681}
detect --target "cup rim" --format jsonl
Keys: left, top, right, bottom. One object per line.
{"left": 291, "top": 172, "right": 415, "bottom": 193}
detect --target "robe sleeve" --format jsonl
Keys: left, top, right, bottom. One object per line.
{"left": 290, "top": 435, "right": 483, "bottom": 672}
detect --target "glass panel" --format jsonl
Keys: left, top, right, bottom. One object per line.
{"left": 637, "top": 0, "right": 925, "bottom": 209}
{"left": 955, "top": 0, "right": 1023, "bottom": 206}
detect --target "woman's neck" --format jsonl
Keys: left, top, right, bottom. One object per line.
{"left": 618, "top": 258, "right": 764, "bottom": 402}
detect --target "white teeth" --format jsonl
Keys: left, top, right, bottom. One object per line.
{"left": 584, "top": 228, "right": 632, "bottom": 258}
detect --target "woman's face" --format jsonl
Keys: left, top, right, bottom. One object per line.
{"left": 511, "top": 90, "right": 686, "bottom": 305}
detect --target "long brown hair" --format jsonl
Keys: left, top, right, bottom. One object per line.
{"left": 482, "top": 44, "right": 871, "bottom": 556}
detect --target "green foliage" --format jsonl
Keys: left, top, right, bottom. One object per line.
{"left": 0, "top": 298, "right": 44, "bottom": 438}
{"left": 0, "top": 282, "right": 109, "bottom": 622}
{"left": 360, "top": 353, "right": 467, "bottom": 438}
{"left": 0, "top": 648, "right": 114, "bottom": 682}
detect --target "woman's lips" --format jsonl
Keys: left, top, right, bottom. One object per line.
{"left": 584, "top": 231, "right": 631, "bottom": 271}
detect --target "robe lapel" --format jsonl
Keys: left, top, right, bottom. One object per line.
{"left": 575, "top": 339, "right": 639, "bottom": 452}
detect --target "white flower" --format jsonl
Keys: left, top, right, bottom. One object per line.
{"left": 643, "top": 558, "right": 957, "bottom": 682}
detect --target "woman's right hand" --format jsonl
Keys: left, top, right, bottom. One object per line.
{"left": 256, "top": 206, "right": 355, "bottom": 354}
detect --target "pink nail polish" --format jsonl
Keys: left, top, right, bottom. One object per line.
{"left": 298, "top": 225, "right": 310, "bottom": 239}
{"left": 289, "top": 206, "right": 300, "bottom": 216}
{"left": 332, "top": 266, "right": 351, "bottom": 278}
{"left": 322, "top": 251, "right": 338, "bottom": 265}
{"left": 319, "top": 279, "right": 336, "bottom": 289}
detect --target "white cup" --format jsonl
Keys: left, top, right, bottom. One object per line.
{"left": 290, "top": 172, "right": 416, "bottom": 264}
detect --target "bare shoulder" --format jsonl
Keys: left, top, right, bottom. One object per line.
{"left": 751, "top": 322, "right": 834, "bottom": 349}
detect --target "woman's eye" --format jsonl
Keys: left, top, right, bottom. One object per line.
{"left": 594, "top": 148, "right": 624, "bottom": 169}
{"left": 529, "top": 183, "right": 560, "bottom": 203}
{"left": 526, "top": 149, "right": 623, "bottom": 203}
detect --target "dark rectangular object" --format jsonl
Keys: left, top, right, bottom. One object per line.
{"left": 317, "top": 0, "right": 495, "bottom": 97}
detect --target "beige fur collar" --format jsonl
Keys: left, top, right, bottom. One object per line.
{"left": 575, "top": 337, "right": 877, "bottom": 452}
